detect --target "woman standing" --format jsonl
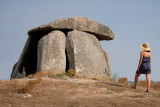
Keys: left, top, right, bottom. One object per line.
{"left": 133, "top": 43, "right": 151, "bottom": 92}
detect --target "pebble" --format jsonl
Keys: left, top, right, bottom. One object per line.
{"left": 22, "top": 94, "right": 32, "bottom": 99}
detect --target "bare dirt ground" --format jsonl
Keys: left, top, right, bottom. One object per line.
{"left": 0, "top": 76, "right": 160, "bottom": 107}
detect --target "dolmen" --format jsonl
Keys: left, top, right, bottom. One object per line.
{"left": 11, "top": 17, "right": 114, "bottom": 79}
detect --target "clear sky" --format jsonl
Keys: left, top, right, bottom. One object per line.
{"left": 0, "top": 0, "right": 160, "bottom": 81}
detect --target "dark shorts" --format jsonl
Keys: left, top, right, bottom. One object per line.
{"left": 136, "top": 62, "right": 151, "bottom": 74}
{"left": 136, "top": 70, "right": 151, "bottom": 74}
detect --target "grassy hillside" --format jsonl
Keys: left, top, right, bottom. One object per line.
{"left": 0, "top": 72, "right": 160, "bottom": 107}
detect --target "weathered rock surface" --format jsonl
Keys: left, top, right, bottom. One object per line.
{"left": 103, "top": 50, "right": 112, "bottom": 79}
{"left": 28, "top": 17, "right": 114, "bottom": 40}
{"left": 37, "top": 30, "right": 66, "bottom": 72}
{"left": 66, "top": 30, "right": 110, "bottom": 78}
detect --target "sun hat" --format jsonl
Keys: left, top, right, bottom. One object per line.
{"left": 140, "top": 42, "right": 151, "bottom": 51}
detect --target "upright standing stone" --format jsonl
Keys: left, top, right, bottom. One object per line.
{"left": 37, "top": 30, "right": 66, "bottom": 72}
{"left": 11, "top": 36, "right": 32, "bottom": 79}
{"left": 103, "top": 50, "right": 112, "bottom": 79}
{"left": 66, "top": 30, "right": 110, "bottom": 78}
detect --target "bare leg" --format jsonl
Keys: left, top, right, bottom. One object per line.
{"left": 132, "top": 73, "right": 141, "bottom": 89}
{"left": 146, "top": 74, "right": 150, "bottom": 92}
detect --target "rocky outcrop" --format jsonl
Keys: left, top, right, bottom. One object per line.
{"left": 11, "top": 17, "right": 114, "bottom": 79}
{"left": 28, "top": 17, "right": 114, "bottom": 40}
{"left": 37, "top": 30, "right": 66, "bottom": 72}
{"left": 66, "top": 30, "right": 109, "bottom": 78}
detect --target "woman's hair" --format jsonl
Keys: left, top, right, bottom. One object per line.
{"left": 145, "top": 50, "right": 150, "bottom": 52}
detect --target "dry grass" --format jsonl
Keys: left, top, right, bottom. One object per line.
{"left": 27, "top": 69, "right": 76, "bottom": 79}
{"left": 56, "top": 73, "right": 66, "bottom": 78}
{"left": 0, "top": 71, "right": 45, "bottom": 95}
{"left": 33, "top": 71, "right": 54, "bottom": 78}
{"left": 66, "top": 69, "right": 76, "bottom": 77}
{"left": 28, "top": 74, "right": 34, "bottom": 78}
{"left": 22, "top": 67, "right": 26, "bottom": 75}
{"left": 9, "top": 79, "right": 22, "bottom": 91}
{"left": 0, "top": 79, "right": 23, "bottom": 94}
{"left": 150, "top": 80, "right": 156, "bottom": 88}
{"left": 0, "top": 76, "right": 160, "bottom": 107}
{"left": 155, "top": 82, "right": 160, "bottom": 90}
{"left": 118, "top": 77, "right": 128, "bottom": 84}
{"left": 16, "top": 70, "right": 72, "bottom": 94}
{"left": 137, "top": 80, "right": 160, "bottom": 91}
{"left": 27, "top": 69, "right": 109, "bottom": 81}
{"left": 18, "top": 77, "right": 42, "bottom": 93}
{"left": 138, "top": 80, "right": 155, "bottom": 88}
{"left": 27, "top": 70, "right": 61, "bottom": 79}
{"left": 138, "top": 80, "right": 147, "bottom": 87}
{"left": 150, "top": 80, "right": 156, "bottom": 87}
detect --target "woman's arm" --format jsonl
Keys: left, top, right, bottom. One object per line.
{"left": 137, "top": 52, "right": 143, "bottom": 71}
{"left": 150, "top": 54, "right": 151, "bottom": 64}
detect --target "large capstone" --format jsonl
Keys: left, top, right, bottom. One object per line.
{"left": 66, "top": 30, "right": 110, "bottom": 78}
{"left": 37, "top": 30, "right": 66, "bottom": 72}
{"left": 28, "top": 17, "right": 114, "bottom": 40}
